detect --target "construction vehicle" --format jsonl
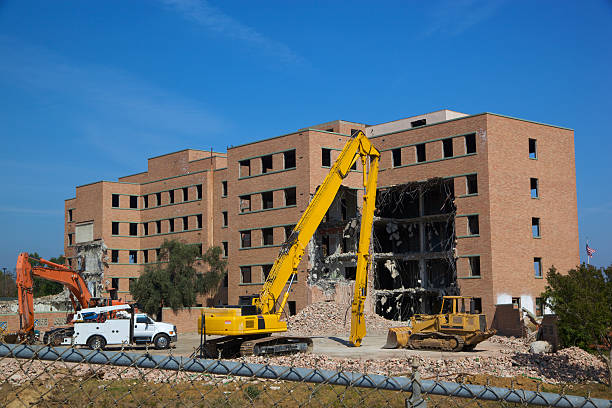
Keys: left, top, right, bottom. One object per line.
{"left": 67, "top": 304, "right": 177, "bottom": 350}
{"left": 5, "top": 253, "right": 123, "bottom": 344}
{"left": 197, "top": 130, "right": 380, "bottom": 357}
{"left": 384, "top": 296, "right": 496, "bottom": 351}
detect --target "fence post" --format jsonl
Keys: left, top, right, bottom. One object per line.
{"left": 406, "top": 358, "right": 427, "bottom": 408}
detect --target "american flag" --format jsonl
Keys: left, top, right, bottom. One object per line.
{"left": 586, "top": 244, "right": 596, "bottom": 257}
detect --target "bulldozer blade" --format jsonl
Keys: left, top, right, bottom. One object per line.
{"left": 383, "top": 327, "right": 412, "bottom": 349}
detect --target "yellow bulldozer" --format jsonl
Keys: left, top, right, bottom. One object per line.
{"left": 383, "top": 296, "right": 496, "bottom": 352}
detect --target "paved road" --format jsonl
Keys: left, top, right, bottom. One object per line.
{"left": 108, "top": 332, "right": 508, "bottom": 360}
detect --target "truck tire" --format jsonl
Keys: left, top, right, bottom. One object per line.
{"left": 87, "top": 335, "right": 106, "bottom": 350}
{"left": 153, "top": 334, "right": 170, "bottom": 350}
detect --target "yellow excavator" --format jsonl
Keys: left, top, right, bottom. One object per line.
{"left": 384, "top": 296, "right": 496, "bottom": 351}
{"left": 197, "top": 130, "right": 380, "bottom": 357}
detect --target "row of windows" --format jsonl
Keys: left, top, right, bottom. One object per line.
{"left": 391, "top": 133, "right": 477, "bottom": 168}
{"left": 240, "top": 264, "right": 297, "bottom": 284}
{"left": 111, "top": 185, "right": 203, "bottom": 209}
{"left": 240, "top": 225, "right": 295, "bottom": 249}
{"left": 239, "top": 150, "right": 296, "bottom": 178}
{"left": 465, "top": 255, "right": 543, "bottom": 279}
{"left": 239, "top": 187, "right": 296, "bottom": 213}
{"left": 111, "top": 215, "right": 203, "bottom": 236}
{"left": 109, "top": 242, "right": 229, "bottom": 264}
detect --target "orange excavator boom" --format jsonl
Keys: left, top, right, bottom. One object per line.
{"left": 16, "top": 252, "right": 94, "bottom": 333}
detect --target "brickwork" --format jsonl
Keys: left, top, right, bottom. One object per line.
{"left": 64, "top": 111, "right": 579, "bottom": 323}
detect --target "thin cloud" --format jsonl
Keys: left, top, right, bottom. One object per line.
{"left": 160, "top": 0, "right": 302, "bottom": 64}
{"left": 0, "top": 207, "right": 62, "bottom": 216}
{"left": 423, "top": 0, "right": 507, "bottom": 37}
{"left": 0, "top": 36, "right": 229, "bottom": 166}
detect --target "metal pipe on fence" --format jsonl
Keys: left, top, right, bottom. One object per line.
{"left": 0, "top": 343, "right": 609, "bottom": 408}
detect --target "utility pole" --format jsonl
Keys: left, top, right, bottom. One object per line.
{"left": 1, "top": 267, "right": 7, "bottom": 298}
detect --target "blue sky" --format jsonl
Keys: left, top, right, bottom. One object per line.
{"left": 0, "top": 0, "right": 611, "bottom": 272}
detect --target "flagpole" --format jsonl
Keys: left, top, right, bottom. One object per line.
{"left": 586, "top": 239, "right": 590, "bottom": 265}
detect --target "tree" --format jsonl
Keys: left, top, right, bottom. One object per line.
{"left": 542, "top": 264, "right": 612, "bottom": 388}
{"left": 0, "top": 268, "right": 17, "bottom": 298}
{"left": 29, "top": 253, "right": 65, "bottom": 298}
{"left": 130, "top": 240, "right": 226, "bottom": 318}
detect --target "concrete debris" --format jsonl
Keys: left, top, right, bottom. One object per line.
{"left": 238, "top": 337, "right": 608, "bottom": 385}
{"left": 384, "top": 260, "right": 399, "bottom": 279}
{"left": 529, "top": 341, "right": 553, "bottom": 354}
{"left": 0, "top": 293, "right": 71, "bottom": 314}
{"left": 286, "top": 301, "right": 399, "bottom": 336}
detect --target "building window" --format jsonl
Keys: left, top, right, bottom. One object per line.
{"left": 532, "top": 217, "right": 540, "bottom": 238}
{"left": 241, "top": 266, "right": 252, "bottom": 283}
{"left": 472, "top": 297, "right": 482, "bottom": 314}
{"left": 197, "top": 214, "right": 202, "bottom": 229}
{"left": 262, "top": 228, "right": 274, "bottom": 246}
{"left": 392, "top": 148, "right": 402, "bottom": 167}
{"left": 143, "top": 250, "right": 149, "bottom": 264}
{"left": 112, "top": 194, "right": 120, "bottom": 208}
{"left": 143, "top": 195, "right": 149, "bottom": 209}
{"left": 535, "top": 297, "right": 543, "bottom": 316}
{"left": 68, "top": 209, "right": 73, "bottom": 222}
{"left": 288, "top": 301, "right": 297, "bottom": 316}
{"left": 530, "top": 178, "right": 539, "bottom": 198}
{"left": 156, "top": 248, "right": 161, "bottom": 261}
{"left": 534, "top": 257, "right": 542, "bottom": 278}
{"left": 239, "top": 195, "right": 251, "bottom": 212}
{"left": 143, "top": 223, "right": 149, "bottom": 236}
{"left": 321, "top": 148, "right": 331, "bottom": 167}
{"left": 467, "top": 215, "right": 479, "bottom": 235}
{"left": 240, "top": 231, "right": 251, "bottom": 248}
{"left": 411, "top": 119, "right": 426, "bottom": 127}
{"left": 112, "top": 222, "right": 119, "bottom": 235}
{"left": 469, "top": 256, "right": 481, "bottom": 277}
{"left": 512, "top": 297, "right": 521, "bottom": 309}
{"left": 222, "top": 211, "right": 228, "bottom": 227}
{"left": 68, "top": 233, "right": 73, "bottom": 245}
{"left": 345, "top": 266, "right": 357, "bottom": 280}
{"left": 182, "top": 187, "right": 189, "bottom": 202}
{"left": 222, "top": 273, "right": 228, "bottom": 287}
{"left": 262, "top": 191, "right": 274, "bottom": 209}
{"left": 130, "top": 196, "right": 138, "bottom": 209}
{"left": 129, "top": 250, "right": 137, "bottom": 264}
{"left": 416, "top": 143, "right": 426, "bottom": 163}
{"left": 156, "top": 192, "right": 162, "bottom": 206}
{"left": 261, "top": 154, "right": 273, "bottom": 174}
{"left": 168, "top": 218, "right": 175, "bottom": 233}
{"left": 222, "top": 241, "right": 228, "bottom": 257}
{"left": 129, "top": 278, "right": 136, "bottom": 292}
{"left": 182, "top": 216, "right": 188, "bottom": 231}
{"left": 129, "top": 223, "right": 138, "bottom": 236}
{"left": 465, "top": 133, "right": 476, "bottom": 154}
{"left": 284, "top": 187, "right": 296, "bottom": 206}
{"left": 240, "top": 159, "right": 251, "bottom": 177}
{"left": 284, "top": 225, "right": 295, "bottom": 241}
{"left": 169, "top": 190, "right": 175, "bottom": 204}
{"left": 196, "top": 184, "right": 203, "bottom": 200}
{"left": 156, "top": 220, "right": 162, "bottom": 234}
{"left": 443, "top": 138, "right": 453, "bottom": 158}
{"left": 111, "top": 250, "right": 119, "bottom": 263}
{"left": 466, "top": 174, "right": 478, "bottom": 194}
{"left": 221, "top": 181, "right": 228, "bottom": 197}
{"left": 262, "top": 264, "right": 273, "bottom": 281}
{"left": 284, "top": 150, "right": 296, "bottom": 169}
{"left": 529, "top": 138, "right": 537, "bottom": 159}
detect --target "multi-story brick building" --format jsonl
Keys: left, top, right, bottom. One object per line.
{"left": 64, "top": 110, "right": 579, "bottom": 322}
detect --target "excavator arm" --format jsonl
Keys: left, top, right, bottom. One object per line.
{"left": 16, "top": 252, "right": 93, "bottom": 333}
{"left": 253, "top": 130, "right": 379, "bottom": 346}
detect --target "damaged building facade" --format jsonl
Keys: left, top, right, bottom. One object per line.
{"left": 64, "top": 109, "right": 579, "bottom": 322}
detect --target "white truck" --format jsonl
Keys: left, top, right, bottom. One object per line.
{"left": 66, "top": 304, "right": 177, "bottom": 350}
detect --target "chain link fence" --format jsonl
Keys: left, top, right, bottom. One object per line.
{"left": 0, "top": 342, "right": 610, "bottom": 407}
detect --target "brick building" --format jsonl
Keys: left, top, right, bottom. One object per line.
{"left": 64, "top": 110, "right": 579, "bottom": 322}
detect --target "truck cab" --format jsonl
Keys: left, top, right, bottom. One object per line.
{"left": 70, "top": 305, "right": 177, "bottom": 350}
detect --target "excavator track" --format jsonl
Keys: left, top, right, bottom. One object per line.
{"left": 240, "top": 336, "right": 313, "bottom": 357}
{"left": 407, "top": 332, "right": 465, "bottom": 352}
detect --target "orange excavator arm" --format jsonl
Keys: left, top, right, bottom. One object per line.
{"left": 16, "top": 252, "right": 94, "bottom": 332}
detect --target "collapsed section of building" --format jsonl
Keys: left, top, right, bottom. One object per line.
{"left": 308, "top": 178, "right": 458, "bottom": 321}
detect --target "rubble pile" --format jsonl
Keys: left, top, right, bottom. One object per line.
{"left": 238, "top": 342, "right": 608, "bottom": 384}
{"left": 286, "top": 301, "right": 399, "bottom": 336}
{"left": 487, "top": 335, "right": 530, "bottom": 352}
